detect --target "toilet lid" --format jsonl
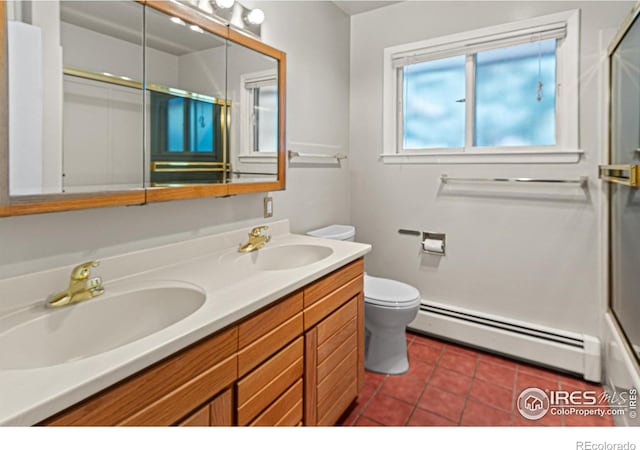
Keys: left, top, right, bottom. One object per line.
{"left": 364, "top": 275, "right": 420, "bottom": 307}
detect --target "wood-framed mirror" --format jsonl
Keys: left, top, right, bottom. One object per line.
{"left": 0, "top": 0, "right": 286, "bottom": 216}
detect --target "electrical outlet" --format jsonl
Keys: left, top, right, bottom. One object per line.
{"left": 263, "top": 196, "right": 273, "bottom": 218}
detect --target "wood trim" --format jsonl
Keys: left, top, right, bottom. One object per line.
{"left": 43, "top": 327, "right": 238, "bottom": 426}
{"left": 118, "top": 355, "right": 237, "bottom": 426}
{"left": 249, "top": 379, "right": 303, "bottom": 426}
{"left": 1, "top": 191, "right": 146, "bottom": 217}
{"left": 145, "top": 184, "right": 228, "bottom": 203}
{"left": 226, "top": 180, "right": 283, "bottom": 195}
{"left": 0, "top": 1, "right": 8, "bottom": 206}
{"left": 227, "top": 29, "right": 284, "bottom": 61}
{"left": 145, "top": 0, "right": 229, "bottom": 38}
{"left": 237, "top": 312, "right": 303, "bottom": 377}
{"left": 238, "top": 291, "right": 302, "bottom": 349}
{"left": 304, "top": 328, "right": 318, "bottom": 426}
{"left": 357, "top": 292, "right": 365, "bottom": 391}
{"left": 303, "top": 258, "right": 364, "bottom": 307}
{"left": 210, "top": 389, "right": 233, "bottom": 426}
{"left": 179, "top": 404, "right": 210, "bottom": 426}
{"left": 304, "top": 276, "right": 362, "bottom": 330}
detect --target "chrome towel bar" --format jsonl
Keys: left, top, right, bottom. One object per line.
{"left": 287, "top": 150, "right": 347, "bottom": 161}
{"left": 441, "top": 174, "right": 588, "bottom": 186}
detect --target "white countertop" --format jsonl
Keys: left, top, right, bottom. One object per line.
{"left": 0, "top": 220, "right": 371, "bottom": 426}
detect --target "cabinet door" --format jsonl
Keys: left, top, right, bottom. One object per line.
{"left": 305, "top": 296, "right": 361, "bottom": 426}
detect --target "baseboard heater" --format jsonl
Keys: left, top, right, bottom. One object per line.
{"left": 409, "top": 301, "right": 601, "bottom": 382}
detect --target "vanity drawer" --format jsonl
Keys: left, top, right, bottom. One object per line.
{"left": 250, "top": 379, "right": 303, "bottom": 426}
{"left": 304, "top": 275, "right": 362, "bottom": 330}
{"left": 237, "top": 337, "right": 304, "bottom": 425}
{"left": 118, "top": 355, "right": 236, "bottom": 426}
{"left": 238, "top": 312, "right": 303, "bottom": 377}
{"left": 238, "top": 291, "right": 303, "bottom": 349}
{"left": 303, "top": 258, "right": 363, "bottom": 308}
{"left": 43, "top": 326, "right": 238, "bottom": 426}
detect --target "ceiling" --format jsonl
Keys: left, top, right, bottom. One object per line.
{"left": 332, "top": 1, "right": 401, "bottom": 16}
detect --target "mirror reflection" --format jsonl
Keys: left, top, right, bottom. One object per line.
{"left": 7, "top": 0, "right": 144, "bottom": 195}
{"left": 145, "top": 6, "right": 228, "bottom": 187}
{"left": 5, "top": 0, "right": 282, "bottom": 203}
{"left": 226, "top": 41, "right": 279, "bottom": 184}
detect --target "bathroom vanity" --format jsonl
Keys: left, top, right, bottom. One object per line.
{"left": 0, "top": 220, "right": 370, "bottom": 426}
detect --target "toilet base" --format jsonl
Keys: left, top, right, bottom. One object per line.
{"left": 364, "top": 327, "right": 410, "bottom": 375}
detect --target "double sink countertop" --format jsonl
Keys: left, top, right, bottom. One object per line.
{"left": 0, "top": 220, "right": 371, "bottom": 426}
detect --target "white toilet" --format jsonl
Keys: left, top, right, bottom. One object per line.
{"left": 306, "top": 225, "right": 421, "bottom": 375}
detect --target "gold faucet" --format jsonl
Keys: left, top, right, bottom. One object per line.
{"left": 239, "top": 226, "right": 271, "bottom": 253}
{"left": 47, "top": 261, "right": 105, "bottom": 308}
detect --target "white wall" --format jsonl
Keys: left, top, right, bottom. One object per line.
{"left": 350, "top": 1, "right": 634, "bottom": 337}
{"left": 0, "top": 1, "right": 351, "bottom": 279}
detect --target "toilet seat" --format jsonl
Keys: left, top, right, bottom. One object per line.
{"left": 364, "top": 275, "right": 420, "bottom": 308}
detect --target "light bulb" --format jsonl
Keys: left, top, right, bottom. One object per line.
{"left": 190, "top": 24, "right": 204, "bottom": 33}
{"left": 170, "top": 16, "right": 186, "bottom": 26}
{"left": 214, "top": 0, "right": 235, "bottom": 9}
{"left": 246, "top": 8, "right": 264, "bottom": 25}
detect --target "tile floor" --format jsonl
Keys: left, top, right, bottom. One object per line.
{"left": 339, "top": 331, "right": 614, "bottom": 427}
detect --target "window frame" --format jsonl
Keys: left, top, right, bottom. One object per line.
{"left": 382, "top": 9, "right": 582, "bottom": 164}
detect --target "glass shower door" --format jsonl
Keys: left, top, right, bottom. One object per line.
{"left": 602, "top": 7, "right": 640, "bottom": 362}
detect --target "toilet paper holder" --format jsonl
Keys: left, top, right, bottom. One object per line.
{"left": 422, "top": 232, "right": 446, "bottom": 256}
{"left": 397, "top": 229, "right": 446, "bottom": 255}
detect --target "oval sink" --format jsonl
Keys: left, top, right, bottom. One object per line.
{"left": 236, "top": 244, "right": 334, "bottom": 271}
{"left": 0, "top": 283, "right": 206, "bottom": 370}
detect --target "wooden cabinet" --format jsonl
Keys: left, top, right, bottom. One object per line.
{"left": 303, "top": 259, "right": 365, "bottom": 426}
{"left": 43, "top": 327, "right": 238, "bottom": 426}
{"left": 236, "top": 290, "right": 304, "bottom": 426}
{"left": 40, "top": 258, "right": 364, "bottom": 427}
{"left": 179, "top": 389, "right": 233, "bottom": 426}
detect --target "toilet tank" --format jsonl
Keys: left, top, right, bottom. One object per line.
{"left": 306, "top": 224, "right": 355, "bottom": 241}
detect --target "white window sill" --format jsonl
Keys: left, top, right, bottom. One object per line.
{"left": 238, "top": 154, "right": 278, "bottom": 164}
{"left": 380, "top": 149, "right": 583, "bottom": 164}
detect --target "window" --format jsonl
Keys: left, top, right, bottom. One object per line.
{"left": 251, "top": 84, "right": 278, "bottom": 153}
{"left": 240, "top": 70, "right": 278, "bottom": 158}
{"left": 383, "top": 10, "right": 581, "bottom": 164}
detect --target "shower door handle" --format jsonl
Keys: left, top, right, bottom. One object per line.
{"left": 599, "top": 164, "right": 640, "bottom": 188}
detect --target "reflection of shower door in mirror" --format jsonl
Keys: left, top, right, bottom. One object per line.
{"left": 148, "top": 89, "right": 227, "bottom": 186}
{"left": 602, "top": 8, "right": 640, "bottom": 363}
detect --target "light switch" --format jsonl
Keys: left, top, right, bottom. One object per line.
{"left": 263, "top": 196, "right": 273, "bottom": 218}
